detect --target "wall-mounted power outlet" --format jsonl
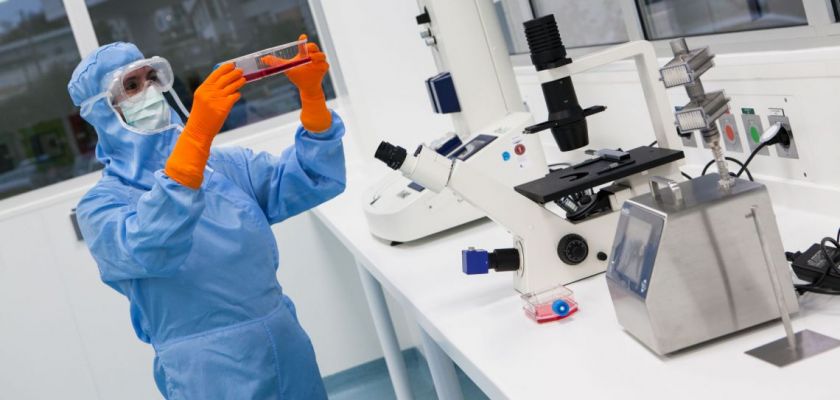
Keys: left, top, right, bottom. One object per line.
{"left": 767, "top": 115, "right": 799, "bottom": 159}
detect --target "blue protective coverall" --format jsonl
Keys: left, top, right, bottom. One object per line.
{"left": 68, "top": 43, "right": 345, "bottom": 399}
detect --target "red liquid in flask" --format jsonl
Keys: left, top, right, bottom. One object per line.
{"left": 527, "top": 301, "right": 578, "bottom": 324}
{"left": 243, "top": 57, "right": 312, "bottom": 82}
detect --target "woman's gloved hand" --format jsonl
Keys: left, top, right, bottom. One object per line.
{"left": 262, "top": 34, "right": 331, "bottom": 132}
{"left": 165, "top": 63, "right": 245, "bottom": 189}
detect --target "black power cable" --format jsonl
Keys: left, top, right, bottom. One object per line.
{"left": 701, "top": 124, "right": 792, "bottom": 182}
{"left": 701, "top": 157, "right": 754, "bottom": 181}
{"left": 814, "top": 237, "right": 839, "bottom": 288}
{"left": 796, "top": 286, "right": 840, "bottom": 295}
{"left": 795, "top": 236, "right": 840, "bottom": 296}
{"left": 735, "top": 141, "right": 768, "bottom": 178}
{"left": 731, "top": 124, "right": 791, "bottom": 178}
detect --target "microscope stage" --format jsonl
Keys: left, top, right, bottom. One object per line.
{"left": 514, "top": 146, "right": 684, "bottom": 204}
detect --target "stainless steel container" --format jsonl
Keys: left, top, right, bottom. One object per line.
{"left": 606, "top": 174, "right": 799, "bottom": 355}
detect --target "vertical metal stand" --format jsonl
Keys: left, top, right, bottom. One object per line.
{"left": 744, "top": 207, "right": 840, "bottom": 366}
{"left": 355, "top": 261, "right": 415, "bottom": 400}
{"left": 749, "top": 207, "right": 796, "bottom": 345}
{"left": 419, "top": 328, "right": 465, "bottom": 400}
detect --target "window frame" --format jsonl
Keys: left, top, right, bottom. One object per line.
{"left": 60, "top": 0, "right": 346, "bottom": 141}
{"left": 0, "top": 0, "right": 343, "bottom": 209}
{"left": 506, "top": 0, "right": 840, "bottom": 65}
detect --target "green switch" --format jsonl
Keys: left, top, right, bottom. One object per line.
{"left": 750, "top": 126, "right": 760, "bottom": 143}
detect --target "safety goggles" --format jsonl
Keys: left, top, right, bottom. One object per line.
{"left": 80, "top": 56, "right": 190, "bottom": 135}
{"left": 81, "top": 57, "right": 175, "bottom": 114}
{"left": 102, "top": 57, "right": 175, "bottom": 104}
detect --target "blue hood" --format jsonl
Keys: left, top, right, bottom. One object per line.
{"left": 68, "top": 42, "right": 183, "bottom": 189}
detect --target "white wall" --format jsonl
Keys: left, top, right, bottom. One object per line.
{"left": 513, "top": 46, "right": 840, "bottom": 215}
{"left": 318, "top": 0, "right": 840, "bottom": 216}
{"left": 0, "top": 177, "right": 159, "bottom": 399}
{"left": 319, "top": 0, "right": 454, "bottom": 156}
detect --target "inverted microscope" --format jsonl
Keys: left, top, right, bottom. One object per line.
{"left": 374, "top": 15, "right": 686, "bottom": 294}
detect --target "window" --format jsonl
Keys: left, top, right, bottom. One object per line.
{"left": 637, "top": 0, "right": 808, "bottom": 40}
{"left": 530, "top": 0, "right": 629, "bottom": 48}
{"left": 85, "top": 0, "right": 335, "bottom": 133}
{"left": 0, "top": 0, "right": 97, "bottom": 201}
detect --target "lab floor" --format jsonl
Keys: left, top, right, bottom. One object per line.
{"left": 324, "top": 348, "right": 489, "bottom": 400}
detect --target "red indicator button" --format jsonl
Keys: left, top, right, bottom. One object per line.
{"left": 514, "top": 144, "right": 526, "bottom": 155}
{"left": 725, "top": 125, "right": 735, "bottom": 142}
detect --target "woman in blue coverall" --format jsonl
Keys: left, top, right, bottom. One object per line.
{"left": 69, "top": 37, "right": 344, "bottom": 399}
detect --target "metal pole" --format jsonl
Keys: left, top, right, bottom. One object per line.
{"left": 355, "top": 260, "right": 415, "bottom": 400}
{"left": 749, "top": 206, "right": 796, "bottom": 347}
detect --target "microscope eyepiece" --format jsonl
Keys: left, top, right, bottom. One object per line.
{"left": 374, "top": 141, "right": 408, "bottom": 170}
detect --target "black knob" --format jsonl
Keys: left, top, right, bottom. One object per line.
{"left": 374, "top": 142, "right": 407, "bottom": 170}
{"left": 558, "top": 234, "right": 588, "bottom": 265}
{"left": 416, "top": 8, "right": 431, "bottom": 25}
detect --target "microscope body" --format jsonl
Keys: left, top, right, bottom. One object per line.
{"left": 376, "top": 16, "right": 685, "bottom": 295}
{"left": 395, "top": 137, "right": 681, "bottom": 294}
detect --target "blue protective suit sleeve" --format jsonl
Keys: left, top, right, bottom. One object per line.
{"left": 76, "top": 171, "right": 205, "bottom": 282}
{"left": 210, "top": 111, "right": 346, "bottom": 225}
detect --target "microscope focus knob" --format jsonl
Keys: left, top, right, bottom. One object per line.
{"left": 558, "top": 234, "right": 588, "bottom": 265}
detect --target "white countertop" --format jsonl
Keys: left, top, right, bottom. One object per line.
{"left": 314, "top": 156, "right": 840, "bottom": 400}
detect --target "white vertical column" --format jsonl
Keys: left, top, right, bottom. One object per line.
{"left": 803, "top": 0, "right": 837, "bottom": 36}
{"left": 307, "top": 0, "right": 349, "bottom": 98}
{"left": 803, "top": 0, "right": 835, "bottom": 27}
{"left": 618, "top": 0, "right": 646, "bottom": 41}
{"left": 498, "top": 0, "right": 535, "bottom": 54}
{"left": 63, "top": 0, "right": 100, "bottom": 58}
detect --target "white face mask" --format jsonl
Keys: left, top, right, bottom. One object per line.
{"left": 118, "top": 85, "right": 171, "bottom": 132}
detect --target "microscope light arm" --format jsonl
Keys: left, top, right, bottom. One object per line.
{"left": 446, "top": 160, "right": 556, "bottom": 238}
{"left": 536, "top": 41, "right": 676, "bottom": 151}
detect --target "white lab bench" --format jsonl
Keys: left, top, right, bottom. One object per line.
{"left": 313, "top": 157, "right": 840, "bottom": 400}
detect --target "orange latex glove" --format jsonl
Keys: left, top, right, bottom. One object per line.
{"left": 262, "top": 34, "right": 331, "bottom": 132}
{"left": 165, "top": 63, "right": 244, "bottom": 189}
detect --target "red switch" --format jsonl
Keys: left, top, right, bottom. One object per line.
{"left": 514, "top": 144, "right": 526, "bottom": 155}
{"left": 725, "top": 125, "right": 735, "bottom": 142}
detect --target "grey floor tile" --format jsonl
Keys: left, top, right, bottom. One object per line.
{"left": 324, "top": 348, "right": 489, "bottom": 400}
